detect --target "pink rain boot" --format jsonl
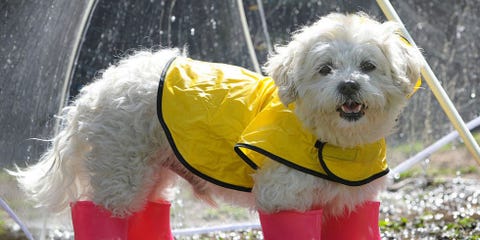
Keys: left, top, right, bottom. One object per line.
{"left": 321, "top": 201, "right": 381, "bottom": 240}
{"left": 127, "top": 200, "right": 174, "bottom": 240}
{"left": 70, "top": 201, "right": 128, "bottom": 240}
{"left": 259, "top": 209, "right": 323, "bottom": 240}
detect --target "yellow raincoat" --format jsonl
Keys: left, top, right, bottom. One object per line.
{"left": 157, "top": 57, "right": 396, "bottom": 191}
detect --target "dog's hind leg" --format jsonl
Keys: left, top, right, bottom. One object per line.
{"left": 127, "top": 151, "right": 177, "bottom": 240}
{"left": 87, "top": 149, "right": 157, "bottom": 216}
{"left": 80, "top": 90, "right": 171, "bottom": 216}
{"left": 85, "top": 130, "right": 170, "bottom": 216}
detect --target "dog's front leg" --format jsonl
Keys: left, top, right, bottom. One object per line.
{"left": 253, "top": 160, "right": 325, "bottom": 240}
{"left": 253, "top": 160, "right": 383, "bottom": 240}
{"left": 253, "top": 161, "right": 327, "bottom": 213}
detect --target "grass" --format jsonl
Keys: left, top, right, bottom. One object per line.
{"left": 394, "top": 158, "right": 479, "bottom": 182}
{"left": 380, "top": 215, "right": 480, "bottom": 239}
{"left": 0, "top": 171, "right": 40, "bottom": 240}
{"left": 0, "top": 213, "right": 6, "bottom": 236}
{"left": 0, "top": 212, "right": 27, "bottom": 240}
{"left": 392, "top": 132, "right": 480, "bottom": 155}
{"left": 393, "top": 141, "right": 425, "bottom": 154}
{"left": 203, "top": 205, "right": 251, "bottom": 222}
{"left": 391, "top": 131, "right": 480, "bottom": 181}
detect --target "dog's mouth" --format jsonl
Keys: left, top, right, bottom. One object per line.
{"left": 336, "top": 100, "right": 366, "bottom": 122}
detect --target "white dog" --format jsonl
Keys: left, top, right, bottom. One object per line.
{"left": 13, "top": 12, "right": 422, "bottom": 239}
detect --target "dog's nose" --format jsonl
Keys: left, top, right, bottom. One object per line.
{"left": 338, "top": 80, "right": 360, "bottom": 95}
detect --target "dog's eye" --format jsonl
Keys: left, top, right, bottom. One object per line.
{"left": 318, "top": 64, "right": 333, "bottom": 75}
{"left": 360, "top": 61, "right": 376, "bottom": 72}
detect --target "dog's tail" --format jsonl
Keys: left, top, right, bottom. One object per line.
{"left": 9, "top": 105, "right": 91, "bottom": 213}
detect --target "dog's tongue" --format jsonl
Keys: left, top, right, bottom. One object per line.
{"left": 341, "top": 102, "right": 362, "bottom": 113}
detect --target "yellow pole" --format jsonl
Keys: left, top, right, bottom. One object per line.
{"left": 376, "top": 0, "right": 480, "bottom": 164}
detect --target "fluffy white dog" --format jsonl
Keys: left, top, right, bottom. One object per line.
{"left": 14, "top": 12, "right": 422, "bottom": 239}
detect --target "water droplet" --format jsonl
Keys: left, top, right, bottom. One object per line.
{"left": 170, "top": 16, "right": 176, "bottom": 22}
{"left": 470, "top": 92, "right": 476, "bottom": 98}
{"left": 417, "top": 22, "right": 424, "bottom": 30}
{"left": 456, "top": 25, "right": 465, "bottom": 39}
{"left": 422, "top": 158, "right": 430, "bottom": 170}
{"left": 210, "top": 19, "right": 217, "bottom": 29}
{"left": 190, "top": 28, "right": 195, "bottom": 36}
{"left": 435, "top": 213, "right": 444, "bottom": 221}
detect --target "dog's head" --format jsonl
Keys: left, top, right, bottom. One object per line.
{"left": 265, "top": 13, "right": 423, "bottom": 147}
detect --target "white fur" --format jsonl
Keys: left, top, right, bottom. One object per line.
{"left": 11, "top": 13, "right": 422, "bottom": 218}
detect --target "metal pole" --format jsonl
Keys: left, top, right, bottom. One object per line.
{"left": 0, "top": 197, "right": 35, "bottom": 240}
{"left": 376, "top": 0, "right": 480, "bottom": 165}
{"left": 392, "top": 116, "right": 480, "bottom": 175}
{"left": 236, "top": 0, "right": 261, "bottom": 73}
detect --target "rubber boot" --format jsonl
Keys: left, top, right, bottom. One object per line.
{"left": 259, "top": 209, "right": 323, "bottom": 240}
{"left": 127, "top": 200, "right": 174, "bottom": 240}
{"left": 321, "top": 201, "right": 381, "bottom": 240}
{"left": 70, "top": 201, "right": 128, "bottom": 240}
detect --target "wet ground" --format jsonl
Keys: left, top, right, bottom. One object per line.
{"left": 380, "top": 177, "right": 480, "bottom": 239}
{"left": 2, "top": 176, "right": 479, "bottom": 240}
{"left": 172, "top": 177, "right": 480, "bottom": 240}
{"left": 2, "top": 148, "right": 479, "bottom": 239}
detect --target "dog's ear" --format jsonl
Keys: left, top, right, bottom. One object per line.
{"left": 379, "top": 22, "right": 424, "bottom": 95}
{"left": 396, "top": 34, "right": 423, "bottom": 87}
{"left": 264, "top": 44, "right": 298, "bottom": 105}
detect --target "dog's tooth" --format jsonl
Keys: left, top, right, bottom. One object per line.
{"left": 341, "top": 103, "right": 362, "bottom": 113}
{"left": 341, "top": 105, "right": 351, "bottom": 113}
{"left": 352, "top": 104, "right": 362, "bottom": 113}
